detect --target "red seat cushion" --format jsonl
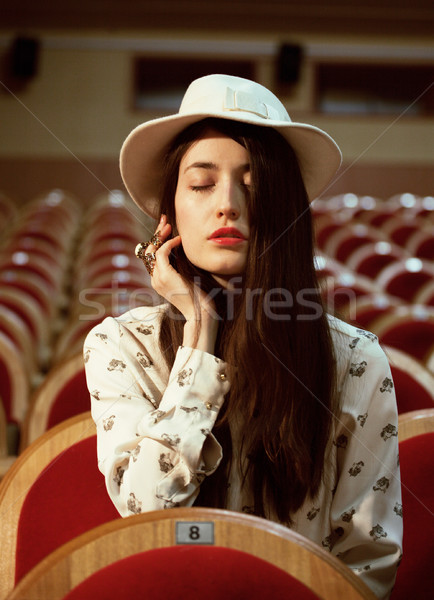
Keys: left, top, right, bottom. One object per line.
{"left": 335, "top": 235, "right": 377, "bottom": 263}
{"left": 384, "top": 271, "right": 432, "bottom": 302}
{"left": 0, "top": 297, "right": 38, "bottom": 341}
{"left": 47, "top": 368, "right": 90, "bottom": 429}
{"left": 414, "top": 237, "right": 434, "bottom": 262}
{"left": 390, "top": 225, "right": 420, "bottom": 247}
{"left": 315, "top": 223, "right": 341, "bottom": 250}
{"left": 390, "top": 366, "right": 434, "bottom": 414}
{"left": 63, "top": 545, "right": 320, "bottom": 599}
{"left": 392, "top": 432, "right": 434, "bottom": 599}
{"left": 15, "top": 436, "right": 120, "bottom": 583}
{"left": 351, "top": 305, "right": 395, "bottom": 330}
{"left": 379, "top": 321, "right": 434, "bottom": 361}
{"left": 356, "top": 254, "right": 399, "bottom": 279}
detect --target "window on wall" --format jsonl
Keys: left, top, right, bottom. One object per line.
{"left": 315, "top": 62, "right": 434, "bottom": 116}
{"left": 133, "top": 57, "right": 255, "bottom": 111}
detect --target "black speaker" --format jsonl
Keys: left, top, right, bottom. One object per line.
{"left": 277, "top": 44, "right": 302, "bottom": 85}
{"left": 10, "top": 37, "right": 40, "bottom": 80}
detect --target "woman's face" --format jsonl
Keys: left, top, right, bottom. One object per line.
{"left": 174, "top": 128, "right": 250, "bottom": 288}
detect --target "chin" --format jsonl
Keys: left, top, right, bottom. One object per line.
{"left": 211, "top": 271, "right": 245, "bottom": 288}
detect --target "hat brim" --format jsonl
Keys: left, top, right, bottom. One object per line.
{"left": 120, "top": 110, "right": 342, "bottom": 219}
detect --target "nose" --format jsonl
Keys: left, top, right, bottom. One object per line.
{"left": 215, "top": 182, "right": 243, "bottom": 221}
{"left": 217, "top": 205, "right": 240, "bottom": 220}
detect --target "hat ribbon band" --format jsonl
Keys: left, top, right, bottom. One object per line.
{"left": 223, "top": 87, "right": 280, "bottom": 120}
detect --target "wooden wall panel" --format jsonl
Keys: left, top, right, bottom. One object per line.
{"left": 0, "top": 158, "right": 123, "bottom": 206}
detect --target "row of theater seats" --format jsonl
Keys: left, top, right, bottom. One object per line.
{"left": 0, "top": 190, "right": 433, "bottom": 459}
{"left": 0, "top": 191, "right": 82, "bottom": 460}
{"left": 0, "top": 190, "right": 432, "bottom": 599}
{"left": 312, "top": 193, "right": 433, "bottom": 413}
{"left": 0, "top": 399, "right": 386, "bottom": 600}
{"left": 0, "top": 189, "right": 155, "bottom": 462}
{"left": 1, "top": 403, "right": 432, "bottom": 599}
{"left": 52, "top": 191, "right": 158, "bottom": 363}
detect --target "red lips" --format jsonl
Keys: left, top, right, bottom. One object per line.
{"left": 209, "top": 227, "right": 246, "bottom": 240}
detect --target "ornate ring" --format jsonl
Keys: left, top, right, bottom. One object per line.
{"left": 135, "top": 242, "right": 157, "bottom": 275}
{"left": 135, "top": 231, "right": 163, "bottom": 275}
{"left": 135, "top": 241, "right": 150, "bottom": 260}
{"left": 151, "top": 231, "right": 163, "bottom": 249}
{"left": 143, "top": 252, "right": 156, "bottom": 276}
{"left": 135, "top": 230, "right": 162, "bottom": 258}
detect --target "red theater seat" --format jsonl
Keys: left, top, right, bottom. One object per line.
{"left": 381, "top": 213, "right": 429, "bottom": 248}
{"left": 0, "top": 413, "right": 120, "bottom": 599}
{"left": 383, "top": 346, "right": 434, "bottom": 414}
{"left": 313, "top": 213, "right": 348, "bottom": 251}
{"left": 345, "top": 242, "right": 408, "bottom": 280}
{"left": 371, "top": 306, "right": 434, "bottom": 362}
{"left": 412, "top": 280, "right": 434, "bottom": 307}
{"left": 339, "top": 294, "right": 402, "bottom": 331}
{"left": 376, "top": 260, "right": 434, "bottom": 303}
{"left": 320, "top": 271, "right": 381, "bottom": 317}
{"left": 0, "top": 331, "right": 29, "bottom": 425}
{"left": 406, "top": 229, "right": 434, "bottom": 261}
{"left": 323, "top": 224, "right": 385, "bottom": 264}
{"left": 20, "top": 352, "right": 90, "bottom": 449}
{"left": 64, "top": 546, "right": 320, "bottom": 600}
{"left": 0, "top": 401, "right": 16, "bottom": 479}
{"left": 392, "top": 409, "right": 434, "bottom": 599}
{"left": 7, "top": 508, "right": 377, "bottom": 600}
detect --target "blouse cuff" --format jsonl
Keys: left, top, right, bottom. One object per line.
{"left": 163, "top": 345, "right": 230, "bottom": 411}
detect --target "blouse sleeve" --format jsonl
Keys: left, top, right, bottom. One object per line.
{"left": 83, "top": 315, "right": 230, "bottom": 517}
{"left": 328, "top": 331, "right": 403, "bottom": 599}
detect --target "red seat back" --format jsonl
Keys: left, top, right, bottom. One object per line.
{"left": 356, "top": 254, "right": 400, "bottom": 279}
{"left": 390, "top": 365, "right": 434, "bottom": 414}
{"left": 379, "top": 321, "right": 434, "bottom": 361}
{"left": 392, "top": 432, "right": 434, "bottom": 598}
{"left": 63, "top": 546, "right": 320, "bottom": 600}
{"left": 14, "top": 435, "right": 119, "bottom": 583}
{"left": 383, "top": 270, "right": 432, "bottom": 302}
{"left": 46, "top": 368, "right": 90, "bottom": 429}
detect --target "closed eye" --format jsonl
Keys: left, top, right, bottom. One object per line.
{"left": 191, "top": 185, "right": 215, "bottom": 192}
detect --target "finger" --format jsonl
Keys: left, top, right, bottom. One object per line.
{"left": 135, "top": 222, "right": 171, "bottom": 261}
{"left": 148, "top": 222, "right": 171, "bottom": 252}
{"left": 154, "top": 215, "right": 170, "bottom": 242}
{"left": 155, "top": 235, "right": 181, "bottom": 262}
{"left": 135, "top": 217, "right": 177, "bottom": 278}
{"left": 160, "top": 234, "right": 181, "bottom": 251}
{"left": 141, "top": 230, "right": 178, "bottom": 279}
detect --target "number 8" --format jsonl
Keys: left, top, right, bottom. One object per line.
{"left": 189, "top": 525, "right": 200, "bottom": 540}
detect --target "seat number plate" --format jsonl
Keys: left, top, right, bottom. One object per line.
{"left": 175, "top": 521, "right": 215, "bottom": 545}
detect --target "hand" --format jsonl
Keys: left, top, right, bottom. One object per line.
{"left": 142, "top": 215, "right": 219, "bottom": 352}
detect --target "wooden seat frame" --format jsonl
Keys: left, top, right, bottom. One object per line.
{"left": 0, "top": 412, "right": 95, "bottom": 599}
{"left": 7, "top": 507, "right": 376, "bottom": 600}
{"left": 383, "top": 345, "right": 434, "bottom": 409}
{"left": 398, "top": 407, "right": 434, "bottom": 442}
{"left": 20, "top": 352, "right": 88, "bottom": 449}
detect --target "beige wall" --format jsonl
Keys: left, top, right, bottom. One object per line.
{"left": 0, "top": 31, "right": 433, "bottom": 202}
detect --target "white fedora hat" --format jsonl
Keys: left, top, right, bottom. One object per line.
{"left": 120, "top": 74, "right": 342, "bottom": 218}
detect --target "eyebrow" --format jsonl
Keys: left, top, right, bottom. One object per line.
{"left": 183, "top": 161, "right": 250, "bottom": 174}
{"left": 183, "top": 161, "right": 219, "bottom": 174}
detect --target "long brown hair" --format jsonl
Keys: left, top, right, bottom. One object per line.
{"left": 158, "top": 118, "right": 337, "bottom": 525}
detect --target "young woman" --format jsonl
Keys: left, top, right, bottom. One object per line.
{"left": 84, "top": 74, "right": 402, "bottom": 598}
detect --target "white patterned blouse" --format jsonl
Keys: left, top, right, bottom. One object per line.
{"left": 83, "top": 304, "right": 403, "bottom": 599}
